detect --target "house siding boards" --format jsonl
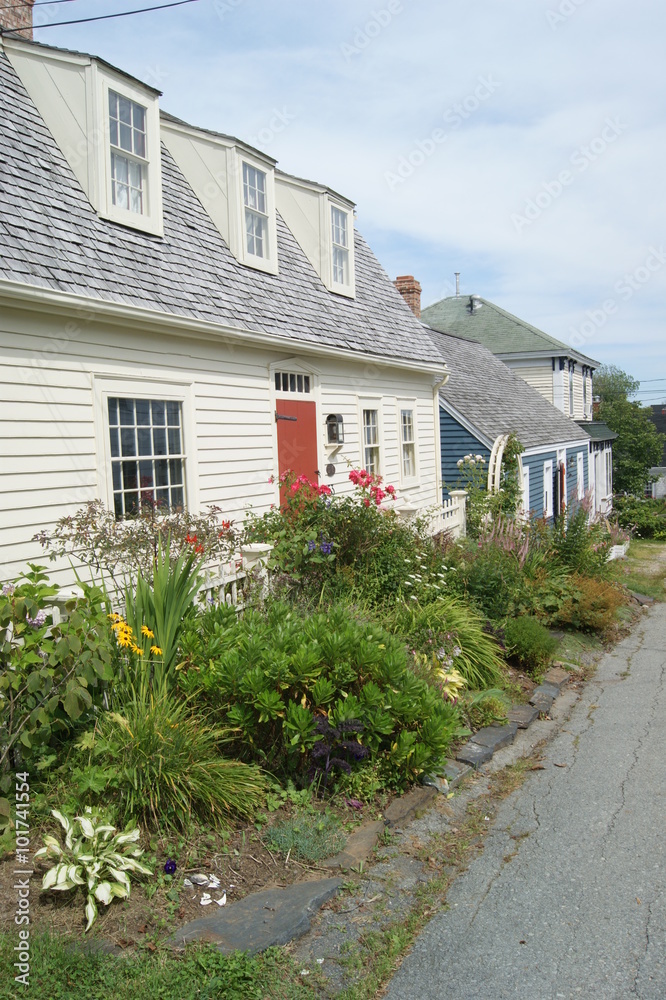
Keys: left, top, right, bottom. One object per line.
{"left": 521, "top": 451, "right": 556, "bottom": 516}
{"left": 0, "top": 306, "right": 440, "bottom": 583}
{"left": 513, "top": 365, "right": 554, "bottom": 403}
{"left": 566, "top": 444, "right": 589, "bottom": 502}
{"left": 439, "top": 407, "right": 490, "bottom": 497}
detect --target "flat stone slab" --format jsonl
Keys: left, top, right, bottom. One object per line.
{"left": 456, "top": 741, "right": 493, "bottom": 769}
{"left": 533, "top": 682, "right": 560, "bottom": 700}
{"left": 322, "top": 820, "right": 385, "bottom": 869}
{"left": 530, "top": 691, "right": 554, "bottom": 714}
{"left": 441, "top": 759, "right": 472, "bottom": 787}
{"left": 629, "top": 590, "right": 655, "bottom": 606}
{"left": 507, "top": 704, "right": 540, "bottom": 729}
{"left": 383, "top": 785, "right": 436, "bottom": 828}
{"left": 169, "top": 878, "right": 341, "bottom": 954}
{"left": 470, "top": 723, "right": 518, "bottom": 751}
{"left": 542, "top": 666, "right": 570, "bottom": 689}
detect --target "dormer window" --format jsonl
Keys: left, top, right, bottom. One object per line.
{"left": 109, "top": 91, "right": 147, "bottom": 215}
{"left": 243, "top": 162, "right": 268, "bottom": 258}
{"left": 331, "top": 206, "right": 349, "bottom": 285}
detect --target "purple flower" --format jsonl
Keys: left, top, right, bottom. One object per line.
{"left": 320, "top": 542, "right": 333, "bottom": 555}
{"left": 26, "top": 609, "right": 47, "bottom": 628}
{"left": 164, "top": 859, "right": 176, "bottom": 875}
{"left": 308, "top": 540, "right": 317, "bottom": 552}
{"left": 2, "top": 583, "right": 15, "bottom": 596}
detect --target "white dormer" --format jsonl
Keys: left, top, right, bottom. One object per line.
{"left": 276, "top": 173, "right": 356, "bottom": 298}
{"left": 3, "top": 38, "right": 163, "bottom": 236}
{"left": 160, "top": 119, "right": 278, "bottom": 274}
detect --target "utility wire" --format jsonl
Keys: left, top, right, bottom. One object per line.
{"left": 0, "top": 0, "right": 201, "bottom": 33}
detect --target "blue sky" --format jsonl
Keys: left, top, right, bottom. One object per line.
{"left": 33, "top": 0, "right": 666, "bottom": 404}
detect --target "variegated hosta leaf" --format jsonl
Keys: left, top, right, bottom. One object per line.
{"left": 95, "top": 825, "right": 116, "bottom": 840}
{"left": 94, "top": 881, "right": 114, "bottom": 905}
{"left": 112, "top": 828, "right": 141, "bottom": 846}
{"left": 111, "top": 883, "right": 129, "bottom": 900}
{"left": 56, "top": 864, "right": 74, "bottom": 887}
{"left": 116, "top": 857, "right": 152, "bottom": 875}
{"left": 76, "top": 816, "right": 95, "bottom": 839}
{"left": 84, "top": 895, "right": 98, "bottom": 932}
{"left": 107, "top": 867, "right": 130, "bottom": 892}
{"left": 42, "top": 866, "right": 61, "bottom": 891}
{"left": 51, "top": 809, "right": 72, "bottom": 836}
{"left": 67, "top": 864, "right": 85, "bottom": 886}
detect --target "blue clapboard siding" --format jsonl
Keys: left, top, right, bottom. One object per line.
{"left": 522, "top": 450, "right": 556, "bottom": 516}
{"left": 439, "top": 407, "right": 490, "bottom": 498}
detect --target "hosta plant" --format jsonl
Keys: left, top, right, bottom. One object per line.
{"left": 34, "top": 806, "right": 152, "bottom": 931}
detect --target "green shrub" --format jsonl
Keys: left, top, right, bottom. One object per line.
{"left": 613, "top": 495, "right": 666, "bottom": 539}
{"left": 379, "top": 597, "right": 506, "bottom": 689}
{"left": 266, "top": 808, "right": 345, "bottom": 862}
{"left": 551, "top": 503, "right": 611, "bottom": 574}
{"left": 462, "top": 689, "right": 511, "bottom": 729}
{"left": 0, "top": 567, "right": 116, "bottom": 827}
{"left": 504, "top": 616, "right": 557, "bottom": 673}
{"left": 178, "top": 601, "right": 464, "bottom": 790}
{"left": 78, "top": 691, "right": 266, "bottom": 830}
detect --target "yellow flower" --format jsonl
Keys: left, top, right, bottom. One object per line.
{"left": 116, "top": 633, "right": 132, "bottom": 648}
{"left": 131, "top": 644, "right": 143, "bottom": 656}
{"left": 150, "top": 645, "right": 163, "bottom": 656}
{"left": 141, "top": 625, "right": 155, "bottom": 639}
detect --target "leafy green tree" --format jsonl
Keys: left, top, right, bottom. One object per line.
{"left": 594, "top": 365, "right": 665, "bottom": 494}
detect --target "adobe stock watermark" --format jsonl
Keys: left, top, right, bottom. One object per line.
{"left": 568, "top": 246, "right": 666, "bottom": 348}
{"left": 13, "top": 772, "right": 32, "bottom": 988}
{"left": 340, "top": 1, "right": 404, "bottom": 62}
{"left": 384, "top": 75, "right": 501, "bottom": 190}
{"left": 546, "top": 0, "right": 588, "bottom": 29}
{"left": 511, "top": 116, "right": 627, "bottom": 233}
{"left": 213, "top": 0, "right": 248, "bottom": 19}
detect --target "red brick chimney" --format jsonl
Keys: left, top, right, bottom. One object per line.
{"left": 393, "top": 275, "right": 422, "bottom": 319}
{"left": 0, "top": 0, "right": 35, "bottom": 39}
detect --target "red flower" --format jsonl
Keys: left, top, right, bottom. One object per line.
{"left": 185, "top": 533, "right": 198, "bottom": 545}
{"left": 363, "top": 497, "right": 370, "bottom": 507}
{"left": 194, "top": 544, "right": 204, "bottom": 554}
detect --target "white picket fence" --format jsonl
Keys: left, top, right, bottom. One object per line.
{"left": 427, "top": 490, "right": 468, "bottom": 539}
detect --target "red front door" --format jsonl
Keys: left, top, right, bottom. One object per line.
{"left": 276, "top": 398, "right": 319, "bottom": 499}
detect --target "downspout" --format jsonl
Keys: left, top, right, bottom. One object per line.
{"left": 433, "top": 368, "right": 449, "bottom": 502}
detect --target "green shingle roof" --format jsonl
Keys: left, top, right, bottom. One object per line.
{"left": 422, "top": 295, "right": 599, "bottom": 366}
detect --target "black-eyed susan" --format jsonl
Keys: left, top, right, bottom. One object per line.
{"left": 141, "top": 625, "right": 155, "bottom": 639}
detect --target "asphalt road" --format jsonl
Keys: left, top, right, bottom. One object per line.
{"left": 384, "top": 604, "right": 666, "bottom": 1000}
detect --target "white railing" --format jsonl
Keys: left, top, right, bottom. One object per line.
{"left": 430, "top": 489, "right": 468, "bottom": 539}
{"left": 198, "top": 543, "right": 273, "bottom": 611}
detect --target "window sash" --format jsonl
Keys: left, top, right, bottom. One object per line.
{"left": 363, "top": 409, "right": 380, "bottom": 474}
{"left": 400, "top": 409, "right": 416, "bottom": 479}
{"left": 543, "top": 461, "right": 553, "bottom": 516}
{"left": 331, "top": 206, "right": 349, "bottom": 284}
{"left": 243, "top": 163, "right": 268, "bottom": 258}
{"left": 109, "top": 90, "right": 147, "bottom": 216}
{"left": 108, "top": 396, "right": 185, "bottom": 518}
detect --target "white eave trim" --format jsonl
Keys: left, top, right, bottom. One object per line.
{"left": 499, "top": 349, "right": 599, "bottom": 368}
{"left": 0, "top": 278, "right": 446, "bottom": 377}
{"left": 522, "top": 438, "right": 591, "bottom": 457}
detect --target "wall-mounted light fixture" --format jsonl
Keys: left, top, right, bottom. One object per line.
{"left": 326, "top": 413, "right": 344, "bottom": 445}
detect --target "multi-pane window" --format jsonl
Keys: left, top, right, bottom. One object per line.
{"left": 331, "top": 206, "right": 349, "bottom": 285}
{"left": 569, "top": 366, "right": 575, "bottom": 415}
{"left": 274, "top": 371, "right": 311, "bottom": 394}
{"left": 400, "top": 409, "right": 416, "bottom": 480}
{"left": 243, "top": 163, "right": 268, "bottom": 258}
{"left": 109, "top": 91, "right": 147, "bottom": 215}
{"left": 605, "top": 450, "right": 613, "bottom": 498}
{"left": 577, "top": 452, "right": 585, "bottom": 500}
{"left": 108, "top": 397, "right": 185, "bottom": 518}
{"left": 363, "top": 408, "right": 380, "bottom": 474}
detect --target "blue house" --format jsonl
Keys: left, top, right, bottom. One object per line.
{"left": 426, "top": 328, "right": 592, "bottom": 520}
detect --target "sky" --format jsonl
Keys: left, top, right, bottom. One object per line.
{"left": 29, "top": 0, "right": 666, "bottom": 405}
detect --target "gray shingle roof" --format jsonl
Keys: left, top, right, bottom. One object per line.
{"left": 0, "top": 50, "right": 442, "bottom": 368}
{"left": 422, "top": 295, "right": 599, "bottom": 367}
{"left": 426, "top": 326, "right": 590, "bottom": 450}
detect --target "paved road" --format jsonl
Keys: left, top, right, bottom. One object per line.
{"left": 384, "top": 605, "right": 666, "bottom": 1000}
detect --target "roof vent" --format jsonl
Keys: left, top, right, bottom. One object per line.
{"left": 468, "top": 294, "right": 482, "bottom": 314}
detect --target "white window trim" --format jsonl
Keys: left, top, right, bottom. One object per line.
{"left": 521, "top": 463, "right": 530, "bottom": 516}
{"left": 543, "top": 459, "right": 553, "bottom": 518}
{"left": 93, "top": 374, "right": 198, "bottom": 514}
{"left": 358, "top": 397, "right": 383, "bottom": 477}
{"left": 325, "top": 197, "right": 355, "bottom": 298}
{"left": 397, "top": 399, "right": 419, "bottom": 487}
{"left": 231, "top": 149, "right": 278, "bottom": 274}
{"left": 93, "top": 65, "right": 163, "bottom": 237}
{"left": 577, "top": 451, "right": 585, "bottom": 500}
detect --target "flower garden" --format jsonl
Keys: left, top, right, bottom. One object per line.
{"left": 0, "top": 467, "right": 642, "bottom": 994}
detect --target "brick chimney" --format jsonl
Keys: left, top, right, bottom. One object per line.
{"left": 0, "top": 0, "right": 35, "bottom": 39}
{"left": 393, "top": 275, "right": 422, "bottom": 319}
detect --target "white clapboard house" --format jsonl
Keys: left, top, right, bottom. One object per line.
{"left": 0, "top": 35, "right": 451, "bottom": 585}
